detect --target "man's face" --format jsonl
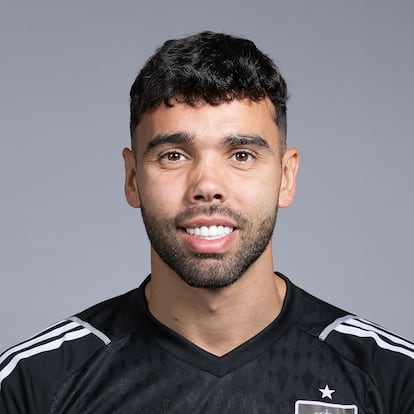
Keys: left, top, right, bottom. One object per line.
{"left": 124, "top": 98, "right": 298, "bottom": 289}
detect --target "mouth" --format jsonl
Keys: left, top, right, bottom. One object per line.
{"left": 179, "top": 220, "right": 238, "bottom": 254}
{"left": 184, "top": 225, "right": 234, "bottom": 240}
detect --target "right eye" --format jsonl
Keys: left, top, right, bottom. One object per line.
{"left": 160, "top": 151, "right": 187, "bottom": 162}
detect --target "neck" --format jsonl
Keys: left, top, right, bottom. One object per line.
{"left": 145, "top": 247, "right": 286, "bottom": 356}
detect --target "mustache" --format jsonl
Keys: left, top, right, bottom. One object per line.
{"left": 174, "top": 204, "right": 248, "bottom": 227}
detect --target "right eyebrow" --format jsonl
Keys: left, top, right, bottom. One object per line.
{"left": 144, "top": 133, "right": 194, "bottom": 156}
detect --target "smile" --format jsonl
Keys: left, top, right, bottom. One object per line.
{"left": 185, "top": 225, "right": 234, "bottom": 240}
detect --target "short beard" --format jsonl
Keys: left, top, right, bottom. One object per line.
{"left": 141, "top": 204, "right": 277, "bottom": 289}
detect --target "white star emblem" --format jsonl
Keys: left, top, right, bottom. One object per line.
{"left": 319, "top": 384, "right": 335, "bottom": 400}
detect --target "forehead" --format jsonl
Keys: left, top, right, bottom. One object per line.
{"left": 134, "top": 98, "right": 280, "bottom": 150}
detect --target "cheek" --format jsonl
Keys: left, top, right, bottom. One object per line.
{"left": 138, "top": 173, "right": 185, "bottom": 214}
{"left": 238, "top": 170, "right": 281, "bottom": 205}
{"left": 252, "top": 191, "right": 279, "bottom": 216}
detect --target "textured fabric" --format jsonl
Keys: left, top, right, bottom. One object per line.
{"left": 1, "top": 273, "right": 413, "bottom": 413}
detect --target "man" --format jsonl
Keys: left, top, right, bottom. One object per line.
{"left": 1, "top": 31, "right": 413, "bottom": 413}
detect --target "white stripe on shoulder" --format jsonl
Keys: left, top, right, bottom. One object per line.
{"left": 345, "top": 318, "right": 414, "bottom": 351}
{"left": 335, "top": 324, "right": 414, "bottom": 359}
{"left": 26, "top": 319, "right": 70, "bottom": 340}
{"left": 0, "top": 328, "right": 90, "bottom": 390}
{"left": 0, "top": 320, "right": 79, "bottom": 366}
{"left": 318, "top": 314, "right": 355, "bottom": 341}
{"left": 319, "top": 315, "right": 414, "bottom": 360}
{"left": 68, "top": 316, "right": 111, "bottom": 345}
{"left": 0, "top": 317, "right": 111, "bottom": 390}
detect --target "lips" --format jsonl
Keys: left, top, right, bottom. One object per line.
{"left": 178, "top": 218, "right": 238, "bottom": 254}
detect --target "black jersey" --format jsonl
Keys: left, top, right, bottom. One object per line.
{"left": 1, "top": 274, "right": 413, "bottom": 413}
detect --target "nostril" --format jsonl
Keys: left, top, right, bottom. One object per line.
{"left": 193, "top": 193, "right": 223, "bottom": 201}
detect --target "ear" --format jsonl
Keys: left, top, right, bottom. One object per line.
{"left": 278, "top": 147, "right": 299, "bottom": 208}
{"left": 122, "top": 148, "right": 141, "bottom": 208}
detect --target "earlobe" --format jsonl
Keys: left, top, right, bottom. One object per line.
{"left": 278, "top": 148, "right": 299, "bottom": 208}
{"left": 122, "top": 148, "right": 141, "bottom": 208}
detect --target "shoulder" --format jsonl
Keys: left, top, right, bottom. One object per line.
{"left": 0, "top": 284, "right": 145, "bottom": 413}
{"left": 0, "top": 317, "right": 109, "bottom": 412}
{"left": 320, "top": 314, "right": 414, "bottom": 412}
{"left": 285, "top": 275, "right": 414, "bottom": 363}
{"left": 319, "top": 313, "right": 414, "bottom": 376}
{"left": 289, "top": 278, "right": 414, "bottom": 413}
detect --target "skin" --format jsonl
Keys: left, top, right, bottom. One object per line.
{"left": 123, "top": 97, "right": 299, "bottom": 356}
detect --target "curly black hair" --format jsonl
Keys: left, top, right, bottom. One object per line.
{"left": 130, "top": 31, "right": 288, "bottom": 151}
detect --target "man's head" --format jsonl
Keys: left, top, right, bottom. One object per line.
{"left": 124, "top": 31, "right": 298, "bottom": 289}
{"left": 129, "top": 31, "right": 288, "bottom": 153}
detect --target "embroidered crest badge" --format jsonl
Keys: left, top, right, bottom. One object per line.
{"left": 295, "top": 400, "right": 358, "bottom": 414}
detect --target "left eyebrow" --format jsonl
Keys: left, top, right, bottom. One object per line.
{"left": 220, "top": 135, "right": 270, "bottom": 149}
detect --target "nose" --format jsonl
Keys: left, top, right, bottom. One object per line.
{"left": 186, "top": 160, "right": 228, "bottom": 204}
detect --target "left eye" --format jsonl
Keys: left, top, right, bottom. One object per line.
{"left": 232, "top": 151, "right": 254, "bottom": 162}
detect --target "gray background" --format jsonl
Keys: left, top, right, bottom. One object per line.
{"left": 1, "top": 1, "right": 413, "bottom": 351}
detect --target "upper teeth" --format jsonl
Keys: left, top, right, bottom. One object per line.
{"left": 185, "top": 225, "right": 233, "bottom": 239}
